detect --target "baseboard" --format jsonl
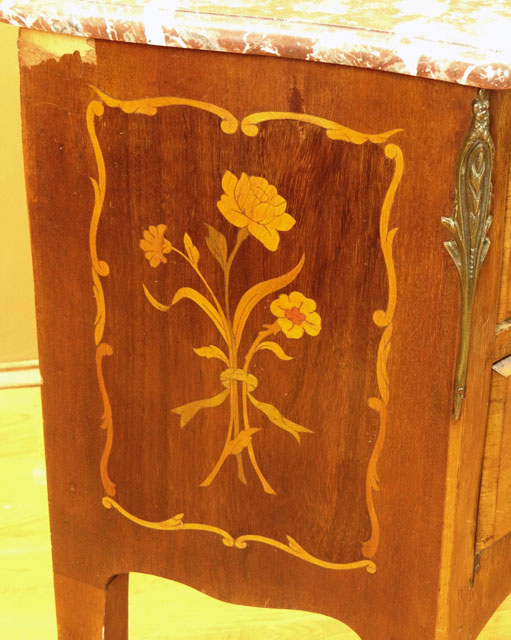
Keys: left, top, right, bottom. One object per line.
{"left": 0, "top": 359, "right": 41, "bottom": 389}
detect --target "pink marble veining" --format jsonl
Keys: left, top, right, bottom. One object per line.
{"left": 1, "top": 0, "right": 511, "bottom": 89}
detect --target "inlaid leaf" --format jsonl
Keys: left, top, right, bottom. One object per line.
{"left": 143, "top": 284, "right": 171, "bottom": 311}
{"left": 193, "top": 345, "right": 229, "bottom": 365}
{"left": 256, "top": 341, "right": 293, "bottom": 361}
{"left": 171, "top": 389, "right": 230, "bottom": 427}
{"left": 233, "top": 254, "right": 305, "bottom": 347}
{"left": 286, "top": 536, "right": 305, "bottom": 553}
{"left": 205, "top": 224, "right": 228, "bottom": 269}
{"left": 183, "top": 232, "right": 200, "bottom": 265}
{"left": 172, "top": 287, "right": 227, "bottom": 344}
{"left": 228, "top": 428, "right": 261, "bottom": 456}
{"left": 247, "top": 394, "right": 312, "bottom": 443}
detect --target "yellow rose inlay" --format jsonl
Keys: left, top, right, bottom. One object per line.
{"left": 271, "top": 291, "right": 321, "bottom": 339}
{"left": 139, "top": 224, "right": 172, "bottom": 267}
{"left": 217, "top": 170, "right": 295, "bottom": 251}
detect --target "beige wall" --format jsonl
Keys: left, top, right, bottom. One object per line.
{"left": 0, "top": 22, "right": 38, "bottom": 363}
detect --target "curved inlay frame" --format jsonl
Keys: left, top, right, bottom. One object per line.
{"left": 87, "top": 87, "right": 404, "bottom": 573}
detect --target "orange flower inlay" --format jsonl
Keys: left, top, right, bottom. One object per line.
{"left": 271, "top": 291, "right": 321, "bottom": 339}
{"left": 285, "top": 307, "right": 307, "bottom": 325}
{"left": 139, "top": 224, "right": 172, "bottom": 267}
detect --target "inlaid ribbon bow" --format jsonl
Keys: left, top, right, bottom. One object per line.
{"left": 172, "top": 367, "right": 312, "bottom": 447}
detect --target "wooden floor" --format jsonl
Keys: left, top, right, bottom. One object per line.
{"left": 1, "top": 385, "right": 510, "bottom": 639}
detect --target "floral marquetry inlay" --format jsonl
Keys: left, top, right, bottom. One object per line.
{"left": 217, "top": 171, "right": 296, "bottom": 251}
{"left": 87, "top": 87, "right": 404, "bottom": 573}
{"left": 139, "top": 224, "right": 172, "bottom": 267}
{"left": 140, "top": 171, "right": 320, "bottom": 496}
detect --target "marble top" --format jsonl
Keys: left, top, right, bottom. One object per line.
{"left": 1, "top": 0, "right": 511, "bottom": 89}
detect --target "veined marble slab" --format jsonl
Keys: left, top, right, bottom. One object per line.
{"left": 1, "top": 0, "right": 511, "bottom": 89}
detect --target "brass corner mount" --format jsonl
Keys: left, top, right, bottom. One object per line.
{"left": 441, "top": 89, "right": 494, "bottom": 420}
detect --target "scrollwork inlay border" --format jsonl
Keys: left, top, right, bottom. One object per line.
{"left": 87, "top": 87, "right": 404, "bottom": 573}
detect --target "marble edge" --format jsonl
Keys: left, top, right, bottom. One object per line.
{"left": 1, "top": 4, "right": 511, "bottom": 90}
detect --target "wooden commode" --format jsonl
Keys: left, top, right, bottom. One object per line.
{"left": 2, "top": 1, "right": 511, "bottom": 638}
